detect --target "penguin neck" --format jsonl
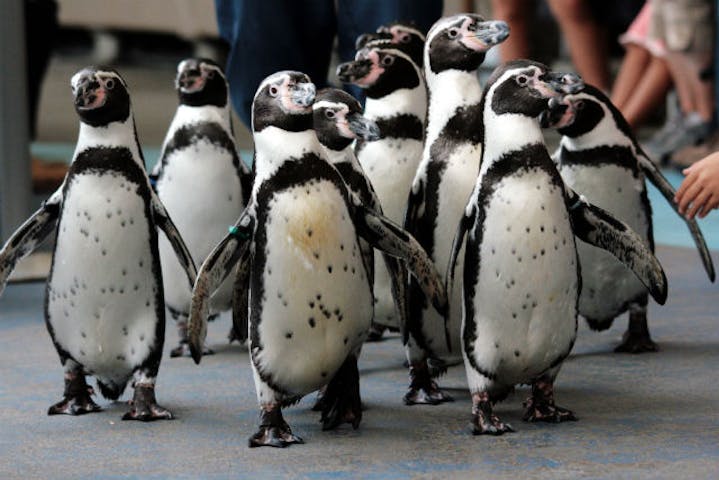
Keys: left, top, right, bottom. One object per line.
{"left": 252, "top": 126, "right": 321, "bottom": 185}
{"left": 74, "top": 116, "right": 144, "bottom": 168}
{"left": 560, "top": 112, "right": 634, "bottom": 153}
{"left": 363, "top": 81, "right": 427, "bottom": 122}
{"left": 323, "top": 145, "right": 360, "bottom": 169}
{"left": 172, "top": 104, "right": 232, "bottom": 131}
{"left": 479, "top": 110, "right": 545, "bottom": 178}
{"left": 425, "top": 68, "right": 482, "bottom": 150}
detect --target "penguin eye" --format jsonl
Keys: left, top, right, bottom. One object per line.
{"left": 269, "top": 86, "right": 279, "bottom": 97}
{"left": 381, "top": 55, "right": 395, "bottom": 66}
{"left": 104, "top": 78, "right": 115, "bottom": 90}
{"left": 575, "top": 100, "right": 585, "bottom": 111}
{"left": 207, "top": 70, "right": 215, "bottom": 79}
{"left": 325, "top": 110, "right": 336, "bottom": 119}
{"left": 515, "top": 75, "right": 529, "bottom": 86}
{"left": 399, "top": 33, "right": 411, "bottom": 43}
{"left": 447, "top": 28, "right": 460, "bottom": 39}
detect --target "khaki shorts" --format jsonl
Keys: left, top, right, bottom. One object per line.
{"left": 649, "top": 0, "right": 715, "bottom": 53}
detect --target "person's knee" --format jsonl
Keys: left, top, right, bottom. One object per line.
{"left": 549, "top": 0, "right": 593, "bottom": 23}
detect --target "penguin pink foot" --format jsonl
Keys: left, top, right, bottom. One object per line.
{"left": 122, "top": 384, "right": 173, "bottom": 422}
{"left": 48, "top": 372, "right": 102, "bottom": 416}
{"left": 471, "top": 392, "right": 514, "bottom": 435}
{"left": 522, "top": 379, "right": 577, "bottom": 423}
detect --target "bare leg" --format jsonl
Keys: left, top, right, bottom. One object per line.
{"left": 620, "top": 57, "right": 673, "bottom": 129}
{"left": 611, "top": 44, "right": 652, "bottom": 109}
{"left": 48, "top": 360, "right": 102, "bottom": 416}
{"left": 491, "top": 0, "right": 533, "bottom": 61}
{"left": 547, "top": 0, "right": 611, "bottom": 91}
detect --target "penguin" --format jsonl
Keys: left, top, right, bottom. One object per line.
{"left": 312, "top": 88, "right": 410, "bottom": 347}
{"left": 152, "top": 58, "right": 251, "bottom": 357}
{"left": 401, "top": 14, "right": 509, "bottom": 405}
{"left": 448, "top": 60, "right": 667, "bottom": 435}
{"left": 0, "top": 67, "right": 197, "bottom": 420}
{"left": 545, "top": 84, "right": 715, "bottom": 353}
{"left": 185, "top": 71, "right": 447, "bottom": 448}
{"left": 336, "top": 38, "right": 427, "bottom": 340}
{"left": 355, "top": 21, "right": 426, "bottom": 68}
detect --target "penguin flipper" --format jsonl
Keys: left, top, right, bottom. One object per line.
{"left": 637, "top": 153, "right": 715, "bottom": 282}
{"left": 403, "top": 177, "right": 425, "bottom": 235}
{"left": 0, "top": 190, "right": 62, "bottom": 297}
{"left": 566, "top": 189, "right": 668, "bottom": 305}
{"left": 382, "top": 253, "right": 410, "bottom": 344}
{"left": 352, "top": 204, "right": 448, "bottom": 316}
{"left": 189, "top": 210, "right": 255, "bottom": 364}
{"left": 150, "top": 192, "right": 198, "bottom": 289}
{"left": 443, "top": 206, "right": 475, "bottom": 352}
{"left": 230, "top": 245, "right": 252, "bottom": 344}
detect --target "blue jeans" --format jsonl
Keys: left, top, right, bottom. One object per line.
{"left": 215, "top": 0, "right": 443, "bottom": 128}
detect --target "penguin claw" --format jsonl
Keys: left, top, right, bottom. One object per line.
{"left": 471, "top": 412, "right": 514, "bottom": 436}
{"left": 614, "top": 331, "right": 658, "bottom": 354}
{"left": 403, "top": 385, "right": 454, "bottom": 405}
{"left": 47, "top": 395, "right": 102, "bottom": 416}
{"left": 170, "top": 342, "right": 214, "bottom": 358}
{"left": 365, "top": 323, "right": 387, "bottom": 342}
{"left": 523, "top": 397, "right": 577, "bottom": 423}
{"left": 122, "top": 385, "right": 173, "bottom": 422}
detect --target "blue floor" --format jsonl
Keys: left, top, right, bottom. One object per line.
{"left": 31, "top": 142, "right": 719, "bottom": 250}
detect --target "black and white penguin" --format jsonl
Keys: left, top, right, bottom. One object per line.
{"left": 336, "top": 38, "right": 426, "bottom": 339}
{"left": 401, "top": 14, "right": 509, "bottom": 405}
{"left": 545, "top": 85, "right": 715, "bottom": 352}
{"left": 152, "top": 58, "right": 251, "bottom": 357}
{"left": 450, "top": 60, "right": 667, "bottom": 435}
{"left": 186, "top": 71, "right": 447, "bottom": 448}
{"left": 355, "top": 21, "right": 426, "bottom": 67}
{"left": 0, "top": 67, "right": 197, "bottom": 420}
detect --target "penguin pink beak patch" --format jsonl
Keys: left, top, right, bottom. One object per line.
{"left": 353, "top": 51, "right": 384, "bottom": 87}
{"left": 76, "top": 86, "right": 107, "bottom": 110}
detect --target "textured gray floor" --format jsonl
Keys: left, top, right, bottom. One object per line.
{"left": 0, "top": 245, "right": 717, "bottom": 479}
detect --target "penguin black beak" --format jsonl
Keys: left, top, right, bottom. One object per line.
{"left": 474, "top": 20, "right": 510, "bottom": 47}
{"left": 291, "top": 82, "right": 316, "bottom": 108}
{"left": 177, "top": 66, "right": 205, "bottom": 93}
{"left": 347, "top": 112, "right": 381, "bottom": 141}
{"left": 545, "top": 72, "right": 584, "bottom": 95}
{"left": 73, "top": 73, "right": 105, "bottom": 110}
{"left": 337, "top": 59, "right": 373, "bottom": 84}
{"left": 539, "top": 98, "right": 569, "bottom": 129}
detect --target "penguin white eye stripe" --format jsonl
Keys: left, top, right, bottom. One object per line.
{"left": 312, "top": 101, "right": 346, "bottom": 111}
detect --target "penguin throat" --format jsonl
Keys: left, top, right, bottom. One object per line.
{"left": 480, "top": 112, "right": 544, "bottom": 175}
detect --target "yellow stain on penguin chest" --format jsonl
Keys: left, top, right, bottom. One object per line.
{"left": 284, "top": 187, "right": 344, "bottom": 268}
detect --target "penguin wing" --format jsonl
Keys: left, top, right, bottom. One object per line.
{"left": 230, "top": 245, "right": 252, "bottom": 344}
{"left": 0, "top": 190, "right": 62, "bottom": 297}
{"left": 637, "top": 152, "right": 715, "bottom": 282}
{"left": 566, "top": 188, "right": 668, "bottom": 305}
{"left": 382, "top": 253, "right": 410, "bottom": 344}
{"left": 352, "top": 204, "right": 448, "bottom": 317}
{"left": 403, "top": 177, "right": 425, "bottom": 234}
{"left": 151, "top": 192, "right": 198, "bottom": 289}
{"left": 238, "top": 156, "right": 254, "bottom": 206}
{"left": 189, "top": 209, "right": 255, "bottom": 364}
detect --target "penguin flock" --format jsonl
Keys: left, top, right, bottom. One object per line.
{"left": 0, "top": 12, "right": 713, "bottom": 447}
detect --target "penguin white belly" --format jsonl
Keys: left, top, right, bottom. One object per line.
{"left": 157, "top": 140, "right": 243, "bottom": 315}
{"left": 468, "top": 172, "right": 578, "bottom": 386}
{"left": 48, "top": 173, "right": 158, "bottom": 383}
{"left": 560, "top": 164, "right": 649, "bottom": 320}
{"left": 252, "top": 183, "right": 373, "bottom": 395}
{"left": 425, "top": 143, "right": 481, "bottom": 359}
{"left": 359, "top": 138, "right": 423, "bottom": 326}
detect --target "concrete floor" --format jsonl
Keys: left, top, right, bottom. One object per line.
{"left": 0, "top": 245, "right": 718, "bottom": 479}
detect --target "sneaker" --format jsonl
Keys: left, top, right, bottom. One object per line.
{"left": 670, "top": 128, "right": 719, "bottom": 169}
{"left": 643, "top": 112, "right": 712, "bottom": 165}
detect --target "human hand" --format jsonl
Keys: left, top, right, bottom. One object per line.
{"left": 674, "top": 152, "right": 719, "bottom": 219}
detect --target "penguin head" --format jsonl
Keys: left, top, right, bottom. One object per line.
{"left": 252, "top": 71, "right": 316, "bottom": 133}
{"left": 485, "top": 60, "right": 584, "bottom": 119}
{"left": 313, "top": 88, "right": 380, "bottom": 151}
{"left": 175, "top": 58, "right": 228, "bottom": 108}
{"left": 71, "top": 67, "right": 130, "bottom": 127}
{"left": 548, "top": 85, "right": 633, "bottom": 141}
{"left": 425, "top": 14, "right": 509, "bottom": 75}
{"left": 355, "top": 22, "right": 425, "bottom": 66}
{"left": 337, "top": 46, "right": 420, "bottom": 99}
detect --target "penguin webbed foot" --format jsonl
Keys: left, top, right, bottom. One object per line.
{"left": 227, "top": 326, "right": 246, "bottom": 345}
{"left": 122, "top": 384, "right": 173, "bottom": 421}
{"left": 365, "top": 322, "right": 387, "bottom": 342}
{"left": 169, "top": 341, "right": 214, "bottom": 358}
{"left": 522, "top": 379, "right": 577, "bottom": 423}
{"left": 249, "top": 408, "right": 304, "bottom": 448}
{"left": 48, "top": 375, "right": 102, "bottom": 416}
{"left": 471, "top": 392, "right": 513, "bottom": 435}
{"left": 614, "top": 330, "right": 658, "bottom": 353}
{"left": 403, "top": 362, "right": 453, "bottom": 406}
{"left": 320, "top": 355, "right": 362, "bottom": 430}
